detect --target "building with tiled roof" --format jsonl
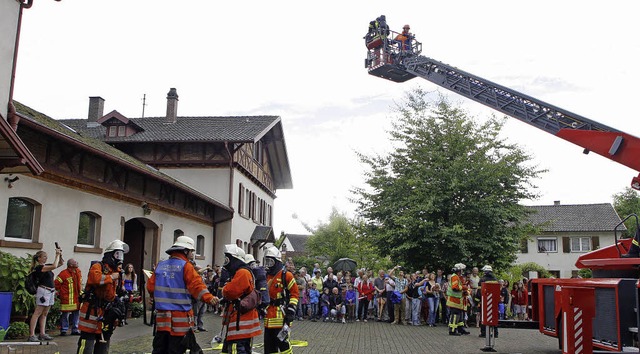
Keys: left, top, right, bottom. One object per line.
{"left": 516, "top": 201, "right": 624, "bottom": 278}
{"left": 1, "top": 89, "right": 292, "bottom": 277}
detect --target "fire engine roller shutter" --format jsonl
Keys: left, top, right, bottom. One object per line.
{"left": 593, "top": 287, "right": 618, "bottom": 346}
{"left": 543, "top": 285, "right": 555, "bottom": 330}
{"left": 592, "top": 279, "right": 636, "bottom": 349}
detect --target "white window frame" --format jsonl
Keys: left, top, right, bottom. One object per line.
{"left": 570, "top": 236, "right": 591, "bottom": 252}
{"left": 537, "top": 237, "right": 558, "bottom": 253}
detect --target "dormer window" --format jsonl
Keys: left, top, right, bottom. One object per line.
{"left": 98, "top": 110, "right": 144, "bottom": 138}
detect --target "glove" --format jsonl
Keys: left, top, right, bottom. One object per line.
{"left": 285, "top": 305, "right": 296, "bottom": 323}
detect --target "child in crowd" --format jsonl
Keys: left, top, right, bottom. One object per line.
{"left": 300, "top": 280, "right": 310, "bottom": 320}
{"left": 309, "top": 282, "right": 320, "bottom": 321}
{"left": 345, "top": 283, "right": 357, "bottom": 322}
{"left": 321, "top": 287, "right": 331, "bottom": 322}
{"left": 498, "top": 295, "right": 506, "bottom": 320}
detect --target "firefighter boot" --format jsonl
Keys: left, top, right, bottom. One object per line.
{"left": 449, "top": 314, "right": 461, "bottom": 336}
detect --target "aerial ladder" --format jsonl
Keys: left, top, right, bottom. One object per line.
{"left": 365, "top": 19, "right": 640, "bottom": 352}
{"left": 365, "top": 23, "right": 640, "bottom": 191}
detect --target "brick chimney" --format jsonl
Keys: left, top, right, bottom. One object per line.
{"left": 88, "top": 96, "right": 105, "bottom": 124}
{"left": 166, "top": 88, "right": 178, "bottom": 124}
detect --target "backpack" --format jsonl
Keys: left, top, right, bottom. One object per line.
{"left": 390, "top": 290, "right": 402, "bottom": 304}
{"left": 25, "top": 271, "right": 39, "bottom": 295}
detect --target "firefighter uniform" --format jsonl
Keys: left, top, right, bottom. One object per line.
{"left": 264, "top": 269, "right": 300, "bottom": 354}
{"left": 55, "top": 262, "right": 82, "bottom": 335}
{"left": 148, "top": 249, "right": 217, "bottom": 353}
{"left": 221, "top": 267, "right": 262, "bottom": 353}
{"left": 446, "top": 264, "right": 469, "bottom": 335}
{"left": 77, "top": 261, "right": 119, "bottom": 353}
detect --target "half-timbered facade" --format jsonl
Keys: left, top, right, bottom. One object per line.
{"left": 0, "top": 89, "right": 292, "bottom": 282}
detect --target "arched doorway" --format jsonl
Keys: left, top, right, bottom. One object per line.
{"left": 123, "top": 217, "right": 159, "bottom": 274}
{"left": 123, "top": 217, "right": 159, "bottom": 325}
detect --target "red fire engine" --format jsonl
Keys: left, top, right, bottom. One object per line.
{"left": 365, "top": 18, "right": 640, "bottom": 352}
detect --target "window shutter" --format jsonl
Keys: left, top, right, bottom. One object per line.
{"left": 563, "top": 237, "right": 571, "bottom": 253}
{"left": 520, "top": 238, "right": 528, "bottom": 253}
{"left": 591, "top": 236, "right": 599, "bottom": 250}
{"left": 238, "top": 183, "right": 244, "bottom": 215}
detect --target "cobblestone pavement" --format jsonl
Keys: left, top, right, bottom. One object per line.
{"left": 41, "top": 313, "right": 560, "bottom": 353}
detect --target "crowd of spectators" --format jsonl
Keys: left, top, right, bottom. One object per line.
{"left": 282, "top": 263, "right": 530, "bottom": 328}
{"left": 203, "top": 259, "right": 531, "bottom": 331}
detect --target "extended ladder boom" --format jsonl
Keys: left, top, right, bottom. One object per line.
{"left": 365, "top": 29, "right": 640, "bottom": 189}
{"left": 401, "top": 55, "right": 618, "bottom": 136}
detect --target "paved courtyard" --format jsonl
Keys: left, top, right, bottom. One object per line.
{"left": 15, "top": 312, "right": 561, "bottom": 354}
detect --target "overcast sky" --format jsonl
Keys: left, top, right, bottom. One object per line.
{"left": 13, "top": 1, "right": 640, "bottom": 235}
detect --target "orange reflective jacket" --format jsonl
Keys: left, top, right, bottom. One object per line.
{"left": 265, "top": 270, "right": 299, "bottom": 329}
{"left": 446, "top": 273, "right": 465, "bottom": 310}
{"left": 221, "top": 268, "right": 262, "bottom": 341}
{"left": 55, "top": 268, "right": 82, "bottom": 312}
{"left": 78, "top": 262, "right": 117, "bottom": 334}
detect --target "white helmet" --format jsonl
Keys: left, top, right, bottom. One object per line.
{"left": 223, "top": 244, "right": 246, "bottom": 263}
{"left": 482, "top": 265, "right": 493, "bottom": 272}
{"left": 264, "top": 246, "right": 281, "bottom": 259}
{"left": 104, "top": 240, "right": 129, "bottom": 263}
{"left": 105, "top": 240, "right": 129, "bottom": 254}
{"left": 245, "top": 254, "right": 256, "bottom": 264}
{"left": 454, "top": 263, "right": 466, "bottom": 272}
{"left": 166, "top": 236, "right": 195, "bottom": 254}
{"left": 263, "top": 246, "right": 282, "bottom": 270}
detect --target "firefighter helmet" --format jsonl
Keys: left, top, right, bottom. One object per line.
{"left": 165, "top": 236, "right": 195, "bottom": 254}
{"left": 104, "top": 240, "right": 129, "bottom": 254}
{"left": 264, "top": 246, "right": 281, "bottom": 259}
{"left": 245, "top": 254, "right": 256, "bottom": 264}
{"left": 482, "top": 265, "right": 493, "bottom": 272}
{"left": 454, "top": 263, "right": 466, "bottom": 272}
{"left": 223, "top": 244, "right": 246, "bottom": 263}
{"left": 263, "top": 246, "right": 282, "bottom": 270}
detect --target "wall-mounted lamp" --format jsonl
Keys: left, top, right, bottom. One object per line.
{"left": 4, "top": 175, "right": 19, "bottom": 188}
{"left": 141, "top": 202, "right": 152, "bottom": 216}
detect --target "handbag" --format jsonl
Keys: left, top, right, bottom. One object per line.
{"left": 239, "top": 288, "right": 262, "bottom": 314}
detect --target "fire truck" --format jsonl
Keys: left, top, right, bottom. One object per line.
{"left": 365, "top": 19, "right": 640, "bottom": 352}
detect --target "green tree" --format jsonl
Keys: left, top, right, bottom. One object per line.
{"left": 354, "top": 89, "right": 543, "bottom": 271}
{"left": 306, "top": 208, "right": 357, "bottom": 266}
{"left": 612, "top": 187, "right": 640, "bottom": 237}
{"left": 304, "top": 208, "right": 386, "bottom": 272}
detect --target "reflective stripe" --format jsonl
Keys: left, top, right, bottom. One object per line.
{"left": 154, "top": 285, "right": 190, "bottom": 295}
{"left": 154, "top": 310, "right": 195, "bottom": 336}
{"left": 196, "top": 288, "right": 208, "bottom": 300}
{"left": 223, "top": 318, "right": 261, "bottom": 327}
{"left": 154, "top": 296, "right": 192, "bottom": 305}
{"left": 100, "top": 274, "right": 107, "bottom": 285}
{"left": 227, "top": 326, "right": 262, "bottom": 337}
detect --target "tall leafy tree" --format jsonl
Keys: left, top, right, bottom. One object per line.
{"left": 613, "top": 187, "right": 640, "bottom": 237}
{"left": 354, "top": 89, "right": 543, "bottom": 271}
{"left": 306, "top": 208, "right": 357, "bottom": 265}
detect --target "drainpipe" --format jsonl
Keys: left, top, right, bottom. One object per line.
{"left": 225, "top": 141, "right": 234, "bottom": 207}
